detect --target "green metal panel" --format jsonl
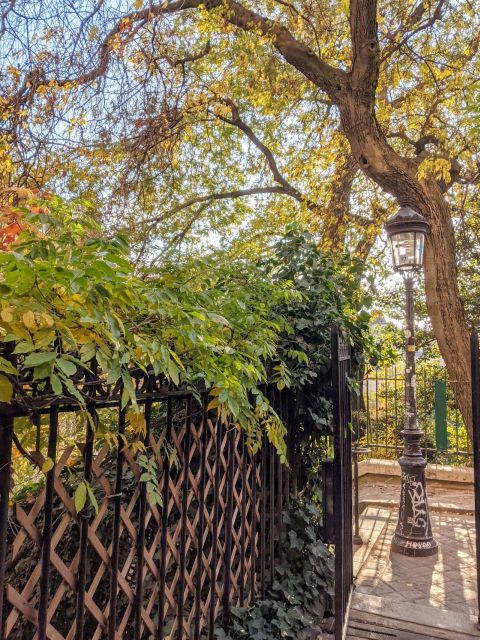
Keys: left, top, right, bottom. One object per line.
{"left": 435, "top": 379, "right": 448, "bottom": 451}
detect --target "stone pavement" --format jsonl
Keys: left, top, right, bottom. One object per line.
{"left": 355, "top": 509, "right": 479, "bottom": 617}
{"left": 349, "top": 466, "right": 480, "bottom": 637}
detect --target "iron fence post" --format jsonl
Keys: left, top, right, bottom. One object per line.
{"left": 471, "top": 329, "right": 480, "bottom": 628}
{"left": 331, "top": 326, "right": 354, "bottom": 640}
{"left": 0, "top": 414, "right": 14, "bottom": 638}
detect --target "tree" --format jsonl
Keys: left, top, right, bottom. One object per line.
{"left": 1, "top": 0, "right": 479, "bottom": 433}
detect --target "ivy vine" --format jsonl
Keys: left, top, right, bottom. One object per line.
{"left": 216, "top": 501, "right": 334, "bottom": 640}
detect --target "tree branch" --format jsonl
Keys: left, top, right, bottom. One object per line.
{"left": 213, "top": 98, "right": 311, "bottom": 206}
{"left": 165, "top": 40, "right": 211, "bottom": 68}
{"left": 146, "top": 186, "right": 290, "bottom": 229}
{"left": 271, "top": 0, "right": 322, "bottom": 53}
{"left": 387, "top": 132, "right": 441, "bottom": 155}
{"left": 149, "top": 201, "right": 211, "bottom": 265}
{"left": 205, "top": 0, "right": 347, "bottom": 96}
{"left": 0, "top": 0, "right": 15, "bottom": 38}
{"left": 7, "top": 0, "right": 348, "bottom": 113}
{"left": 381, "top": 0, "right": 447, "bottom": 63}
{"left": 319, "top": 154, "right": 358, "bottom": 250}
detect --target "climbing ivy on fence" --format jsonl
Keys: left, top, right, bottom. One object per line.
{"left": 216, "top": 501, "right": 334, "bottom": 640}
{"left": 266, "top": 225, "right": 379, "bottom": 497}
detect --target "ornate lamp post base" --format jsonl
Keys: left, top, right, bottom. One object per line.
{"left": 391, "top": 448, "right": 438, "bottom": 557}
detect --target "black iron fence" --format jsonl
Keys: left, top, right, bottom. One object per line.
{"left": 0, "top": 330, "right": 355, "bottom": 640}
{"left": 0, "top": 373, "right": 288, "bottom": 640}
{"left": 331, "top": 327, "right": 353, "bottom": 640}
{"left": 353, "top": 363, "right": 472, "bottom": 465}
{"left": 471, "top": 329, "right": 480, "bottom": 627}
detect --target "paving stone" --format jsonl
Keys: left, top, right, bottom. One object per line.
{"left": 354, "top": 506, "right": 479, "bottom": 621}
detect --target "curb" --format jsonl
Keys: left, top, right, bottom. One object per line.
{"left": 358, "top": 458, "right": 474, "bottom": 484}
{"left": 359, "top": 498, "right": 475, "bottom": 516}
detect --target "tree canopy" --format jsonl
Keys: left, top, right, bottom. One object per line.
{"left": 1, "top": 0, "right": 479, "bottom": 430}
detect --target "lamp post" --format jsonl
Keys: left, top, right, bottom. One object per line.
{"left": 384, "top": 206, "right": 438, "bottom": 557}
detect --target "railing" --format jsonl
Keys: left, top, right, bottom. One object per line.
{"left": 331, "top": 327, "right": 353, "bottom": 640}
{"left": 471, "top": 329, "right": 480, "bottom": 627}
{"left": 352, "top": 363, "right": 472, "bottom": 465}
{"left": 0, "top": 369, "right": 287, "bottom": 640}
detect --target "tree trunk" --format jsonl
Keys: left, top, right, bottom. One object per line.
{"left": 338, "top": 98, "right": 473, "bottom": 437}
{"left": 319, "top": 153, "right": 357, "bottom": 252}
{"left": 421, "top": 184, "right": 472, "bottom": 437}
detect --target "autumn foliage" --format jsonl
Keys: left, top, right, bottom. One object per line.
{"left": 0, "top": 188, "right": 50, "bottom": 250}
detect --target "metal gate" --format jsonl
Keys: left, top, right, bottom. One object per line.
{"left": 471, "top": 329, "right": 480, "bottom": 627}
{"left": 331, "top": 327, "right": 354, "bottom": 640}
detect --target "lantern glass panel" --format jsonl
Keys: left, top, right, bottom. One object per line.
{"left": 390, "top": 232, "right": 416, "bottom": 270}
{"left": 414, "top": 232, "right": 425, "bottom": 267}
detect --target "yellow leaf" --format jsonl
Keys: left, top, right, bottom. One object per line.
{"left": 0, "top": 374, "right": 13, "bottom": 403}
{"left": 134, "top": 0, "right": 143, "bottom": 8}
{"left": 41, "top": 313, "right": 55, "bottom": 328}
{"left": 92, "top": 334, "right": 110, "bottom": 352}
{"left": 72, "top": 328, "right": 94, "bottom": 344}
{"left": 104, "top": 432, "right": 119, "bottom": 449}
{"left": 169, "top": 349, "right": 185, "bottom": 370}
{"left": 1, "top": 307, "right": 13, "bottom": 322}
{"left": 34, "top": 329, "right": 56, "bottom": 349}
{"left": 56, "top": 321, "right": 76, "bottom": 347}
{"left": 23, "top": 310, "right": 37, "bottom": 331}
{"left": 42, "top": 457, "right": 55, "bottom": 473}
{"left": 207, "top": 397, "right": 219, "bottom": 410}
{"left": 127, "top": 410, "right": 146, "bottom": 436}
{"left": 10, "top": 323, "right": 31, "bottom": 342}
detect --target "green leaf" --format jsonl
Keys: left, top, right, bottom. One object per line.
{"left": 50, "top": 373, "right": 63, "bottom": 395}
{"left": 190, "top": 310, "right": 206, "bottom": 321}
{"left": 12, "top": 341, "right": 35, "bottom": 354}
{"left": 0, "top": 375, "right": 13, "bottom": 403}
{"left": 80, "top": 341, "right": 96, "bottom": 362}
{"left": 166, "top": 359, "right": 180, "bottom": 385}
{"left": 42, "top": 457, "right": 55, "bottom": 473}
{"left": 122, "top": 371, "right": 137, "bottom": 409}
{"left": 23, "top": 351, "right": 57, "bottom": 368}
{"left": 74, "top": 482, "right": 87, "bottom": 512}
{"left": 0, "top": 356, "right": 18, "bottom": 374}
{"left": 121, "top": 385, "right": 130, "bottom": 409}
{"left": 208, "top": 312, "right": 231, "bottom": 327}
{"left": 87, "top": 485, "right": 99, "bottom": 514}
{"left": 33, "top": 362, "right": 54, "bottom": 381}
{"left": 106, "top": 359, "right": 121, "bottom": 385}
{"left": 63, "top": 376, "right": 86, "bottom": 405}
{"left": 56, "top": 358, "right": 77, "bottom": 377}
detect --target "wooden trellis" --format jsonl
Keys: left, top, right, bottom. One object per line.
{"left": 0, "top": 373, "right": 284, "bottom": 640}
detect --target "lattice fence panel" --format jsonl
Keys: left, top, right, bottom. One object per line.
{"left": 3, "top": 389, "right": 282, "bottom": 640}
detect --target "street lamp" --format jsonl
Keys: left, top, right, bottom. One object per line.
{"left": 385, "top": 206, "right": 438, "bottom": 557}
